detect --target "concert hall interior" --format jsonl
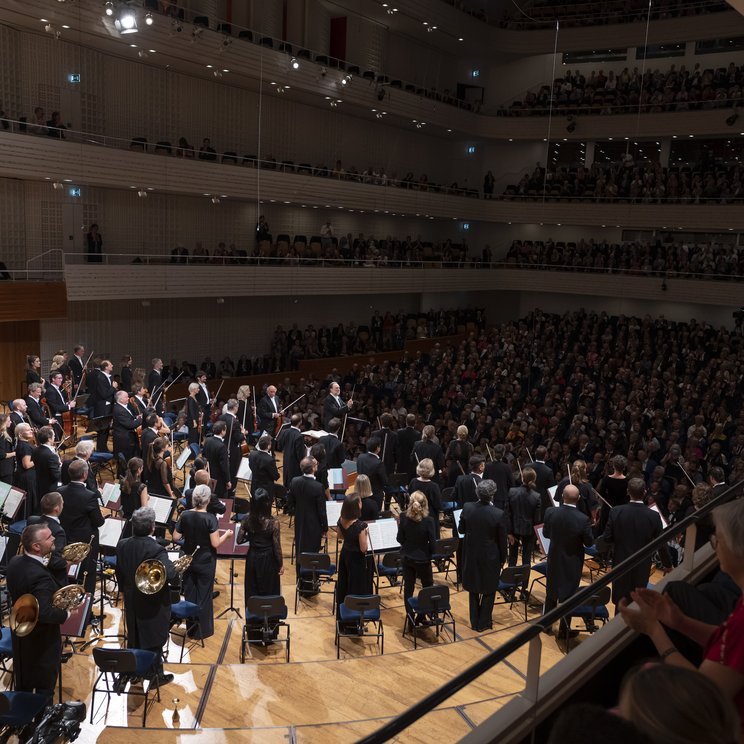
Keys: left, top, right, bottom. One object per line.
{"left": 0, "top": 0, "right": 743, "bottom": 742}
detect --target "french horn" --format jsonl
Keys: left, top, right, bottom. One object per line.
{"left": 135, "top": 546, "right": 199, "bottom": 595}
{"left": 9, "top": 594, "right": 39, "bottom": 637}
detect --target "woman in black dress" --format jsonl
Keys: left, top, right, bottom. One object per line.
{"left": 336, "top": 494, "right": 372, "bottom": 620}
{"left": 353, "top": 474, "right": 379, "bottom": 521}
{"left": 409, "top": 458, "right": 442, "bottom": 537}
{"left": 120, "top": 457, "right": 150, "bottom": 537}
{"left": 0, "top": 414, "right": 16, "bottom": 485}
{"left": 445, "top": 425, "right": 473, "bottom": 487}
{"left": 186, "top": 383, "right": 202, "bottom": 445}
{"left": 120, "top": 355, "right": 133, "bottom": 393}
{"left": 13, "top": 423, "right": 36, "bottom": 517}
{"left": 396, "top": 491, "right": 437, "bottom": 609}
{"left": 598, "top": 454, "right": 629, "bottom": 532}
{"left": 238, "top": 488, "right": 283, "bottom": 598}
{"left": 26, "top": 355, "right": 42, "bottom": 386}
{"left": 173, "top": 485, "right": 233, "bottom": 639}
{"left": 145, "top": 437, "right": 175, "bottom": 499}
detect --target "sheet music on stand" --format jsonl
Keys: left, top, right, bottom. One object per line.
{"left": 326, "top": 500, "right": 342, "bottom": 527}
{"left": 149, "top": 496, "right": 175, "bottom": 526}
{"left": 534, "top": 523, "right": 550, "bottom": 555}
{"left": 98, "top": 518, "right": 125, "bottom": 549}
{"left": 167, "top": 551, "right": 180, "bottom": 563}
{"left": 366, "top": 518, "right": 400, "bottom": 553}
{"left": 0, "top": 535, "right": 7, "bottom": 563}
{"left": 60, "top": 593, "right": 93, "bottom": 638}
{"left": 548, "top": 485, "right": 559, "bottom": 507}
{"left": 3, "top": 487, "right": 25, "bottom": 521}
{"left": 452, "top": 508, "right": 465, "bottom": 537}
{"left": 236, "top": 458, "right": 252, "bottom": 482}
{"left": 328, "top": 468, "right": 347, "bottom": 491}
{"left": 215, "top": 499, "right": 248, "bottom": 556}
{"left": 100, "top": 482, "right": 121, "bottom": 511}
{"left": 0, "top": 481, "right": 11, "bottom": 511}
{"left": 176, "top": 446, "right": 192, "bottom": 471}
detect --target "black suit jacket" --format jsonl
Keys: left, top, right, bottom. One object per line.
{"left": 257, "top": 394, "right": 280, "bottom": 433}
{"left": 26, "top": 396, "right": 49, "bottom": 429}
{"left": 287, "top": 475, "right": 327, "bottom": 556}
{"left": 9, "top": 410, "right": 29, "bottom": 437}
{"left": 454, "top": 472, "right": 482, "bottom": 509}
{"left": 58, "top": 481, "right": 105, "bottom": 542}
{"left": 599, "top": 501, "right": 670, "bottom": 603}
{"left": 483, "top": 460, "right": 515, "bottom": 511}
{"left": 248, "top": 449, "right": 280, "bottom": 496}
{"left": 61, "top": 456, "right": 98, "bottom": 493}
{"left": 460, "top": 501, "right": 508, "bottom": 593}
{"left": 319, "top": 434, "right": 346, "bottom": 470}
{"left": 411, "top": 440, "right": 445, "bottom": 482}
{"left": 371, "top": 427, "right": 398, "bottom": 475}
{"left": 112, "top": 403, "right": 140, "bottom": 458}
{"left": 218, "top": 412, "right": 245, "bottom": 478}
{"left": 6, "top": 554, "right": 67, "bottom": 693}
{"left": 202, "top": 435, "right": 230, "bottom": 497}
{"left": 90, "top": 371, "right": 115, "bottom": 419}
{"left": 140, "top": 428, "right": 158, "bottom": 480}
{"left": 525, "top": 460, "right": 556, "bottom": 514}
{"left": 44, "top": 385, "right": 70, "bottom": 420}
{"left": 276, "top": 426, "right": 305, "bottom": 486}
{"left": 147, "top": 369, "right": 164, "bottom": 412}
{"left": 543, "top": 505, "right": 593, "bottom": 602}
{"left": 32, "top": 445, "right": 62, "bottom": 505}
{"left": 69, "top": 356, "right": 84, "bottom": 387}
{"left": 322, "top": 393, "right": 350, "bottom": 429}
{"left": 116, "top": 535, "right": 177, "bottom": 649}
{"left": 397, "top": 427, "right": 421, "bottom": 479}
{"left": 356, "top": 452, "right": 388, "bottom": 504}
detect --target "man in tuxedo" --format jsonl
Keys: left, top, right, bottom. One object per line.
{"left": 61, "top": 439, "right": 98, "bottom": 493}
{"left": 543, "top": 484, "right": 594, "bottom": 634}
{"left": 139, "top": 411, "right": 160, "bottom": 482}
{"left": 708, "top": 466, "right": 728, "bottom": 500}
{"left": 182, "top": 469, "right": 226, "bottom": 515}
{"left": 201, "top": 421, "right": 231, "bottom": 498}
{"left": 598, "top": 477, "right": 671, "bottom": 606}
{"left": 319, "top": 418, "right": 346, "bottom": 471}
{"left": 396, "top": 414, "right": 420, "bottom": 481}
{"left": 25, "top": 383, "right": 55, "bottom": 430}
{"left": 276, "top": 414, "right": 305, "bottom": 487}
{"left": 371, "top": 413, "right": 398, "bottom": 477}
{"left": 195, "top": 371, "right": 212, "bottom": 432}
{"left": 128, "top": 382, "right": 149, "bottom": 418}
{"left": 32, "top": 426, "right": 62, "bottom": 513}
{"left": 257, "top": 385, "right": 282, "bottom": 435}
{"left": 8, "top": 398, "right": 30, "bottom": 436}
{"left": 248, "top": 435, "right": 280, "bottom": 499}
{"left": 219, "top": 398, "right": 245, "bottom": 497}
{"left": 356, "top": 437, "right": 388, "bottom": 509}
{"left": 112, "top": 390, "right": 142, "bottom": 476}
{"left": 89, "top": 360, "right": 117, "bottom": 451}
{"left": 27, "top": 491, "right": 68, "bottom": 586}
{"left": 58, "top": 459, "right": 104, "bottom": 596}
{"left": 322, "top": 381, "right": 353, "bottom": 429}
{"left": 525, "top": 445, "right": 556, "bottom": 515}
{"left": 116, "top": 506, "right": 176, "bottom": 687}
{"left": 44, "top": 371, "right": 76, "bottom": 440}
{"left": 6, "top": 523, "right": 67, "bottom": 700}
{"left": 287, "top": 457, "right": 327, "bottom": 583}
{"left": 454, "top": 455, "right": 485, "bottom": 509}
{"left": 68, "top": 345, "right": 85, "bottom": 390}
{"left": 147, "top": 358, "right": 165, "bottom": 414}
{"left": 484, "top": 444, "right": 515, "bottom": 511}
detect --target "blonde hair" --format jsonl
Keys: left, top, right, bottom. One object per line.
{"left": 571, "top": 459, "right": 587, "bottom": 483}
{"left": 457, "top": 425, "right": 469, "bottom": 440}
{"left": 49, "top": 354, "right": 65, "bottom": 372}
{"left": 353, "top": 474, "right": 372, "bottom": 499}
{"left": 691, "top": 483, "right": 713, "bottom": 510}
{"left": 188, "top": 382, "right": 199, "bottom": 394}
{"left": 405, "top": 491, "right": 429, "bottom": 522}
{"left": 416, "top": 458, "right": 434, "bottom": 479}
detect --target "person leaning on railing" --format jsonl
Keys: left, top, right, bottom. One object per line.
{"left": 619, "top": 497, "right": 744, "bottom": 728}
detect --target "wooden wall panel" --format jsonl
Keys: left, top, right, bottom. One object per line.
{"left": 0, "top": 320, "right": 40, "bottom": 403}
{"left": 0, "top": 282, "right": 67, "bottom": 321}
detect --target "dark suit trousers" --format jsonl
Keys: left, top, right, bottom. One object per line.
{"left": 402, "top": 558, "right": 433, "bottom": 606}
{"left": 469, "top": 592, "right": 495, "bottom": 630}
{"left": 508, "top": 535, "right": 536, "bottom": 573}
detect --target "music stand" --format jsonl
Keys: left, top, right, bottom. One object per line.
{"left": 215, "top": 499, "right": 248, "bottom": 619}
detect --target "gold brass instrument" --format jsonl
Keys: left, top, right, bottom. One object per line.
{"left": 9, "top": 594, "right": 39, "bottom": 637}
{"left": 61, "top": 534, "right": 94, "bottom": 564}
{"left": 52, "top": 570, "right": 89, "bottom": 611}
{"left": 135, "top": 546, "right": 199, "bottom": 595}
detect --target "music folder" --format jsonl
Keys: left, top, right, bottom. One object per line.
{"left": 326, "top": 500, "right": 342, "bottom": 527}
{"left": 61, "top": 593, "right": 93, "bottom": 638}
{"left": 100, "top": 482, "right": 121, "bottom": 511}
{"left": 149, "top": 495, "right": 176, "bottom": 526}
{"left": 176, "top": 446, "right": 192, "bottom": 470}
{"left": 366, "top": 518, "right": 400, "bottom": 553}
{"left": 328, "top": 468, "right": 346, "bottom": 491}
{"left": 215, "top": 499, "right": 248, "bottom": 556}
{"left": 236, "top": 457, "right": 252, "bottom": 482}
{"left": 547, "top": 485, "right": 559, "bottom": 507}
{"left": 98, "top": 518, "right": 125, "bottom": 549}
{"left": 2, "top": 487, "right": 26, "bottom": 521}
{"left": 452, "top": 508, "right": 465, "bottom": 537}
{"left": 534, "top": 523, "right": 551, "bottom": 555}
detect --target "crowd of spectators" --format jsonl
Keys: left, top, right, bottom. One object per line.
{"left": 505, "top": 237, "right": 744, "bottom": 278}
{"left": 504, "top": 61, "right": 744, "bottom": 116}
{"left": 444, "top": 0, "right": 729, "bottom": 29}
{"left": 268, "top": 309, "right": 744, "bottom": 482}
{"left": 502, "top": 159, "right": 744, "bottom": 203}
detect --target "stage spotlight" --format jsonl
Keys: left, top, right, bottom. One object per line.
{"left": 137, "top": 188, "right": 147, "bottom": 198}
{"left": 341, "top": 74, "right": 352, "bottom": 86}
{"left": 115, "top": 9, "right": 138, "bottom": 34}
{"left": 145, "top": 11, "right": 153, "bottom": 25}
{"left": 104, "top": 1, "right": 114, "bottom": 16}
{"left": 290, "top": 57, "right": 299, "bottom": 70}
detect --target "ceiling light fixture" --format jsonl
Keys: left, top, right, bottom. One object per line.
{"left": 115, "top": 9, "right": 138, "bottom": 34}
{"left": 103, "top": 1, "right": 114, "bottom": 16}
{"left": 145, "top": 11, "right": 153, "bottom": 25}
{"left": 290, "top": 57, "right": 299, "bottom": 70}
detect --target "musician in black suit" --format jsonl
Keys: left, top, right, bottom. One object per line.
{"left": 598, "top": 477, "right": 671, "bottom": 606}
{"left": 483, "top": 444, "right": 515, "bottom": 511}
{"left": 356, "top": 437, "right": 388, "bottom": 509}
{"left": 112, "top": 390, "right": 142, "bottom": 475}
{"left": 26, "top": 383, "right": 55, "bottom": 430}
{"left": 201, "top": 421, "right": 231, "bottom": 498}
{"left": 397, "top": 414, "right": 420, "bottom": 481}
{"left": 319, "top": 418, "right": 346, "bottom": 470}
{"left": 708, "top": 466, "right": 728, "bottom": 500}
{"left": 8, "top": 399, "right": 30, "bottom": 437}
{"left": 128, "top": 383, "right": 149, "bottom": 419}
{"left": 89, "top": 360, "right": 117, "bottom": 451}
{"left": 371, "top": 413, "right": 398, "bottom": 477}
{"left": 139, "top": 411, "right": 160, "bottom": 482}
{"left": 219, "top": 399, "right": 245, "bottom": 497}
{"left": 195, "top": 371, "right": 212, "bottom": 431}
{"left": 61, "top": 439, "right": 98, "bottom": 493}
{"left": 459, "top": 479, "right": 508, "bottom": 631}
{"left": 69, "top": 345, "right": 86, "bottom": 390}
{"left": 276, "top": 414, "right": 305, "bottom": 487}
{"left": 248, "top": 435, "right": 280, "bottom": 498}
{"left": 506, "top": 467, "right": 541, "bottom": 569}
{"left": 182, "top": 469, "right": 226, "bottom": 515}
{"left": 45, "top": 371, "right": 76, "bottom": 438}
{"left": 58, "top": 459, "right": 105, "bottom": 597}
{"left": 6, "top": 523, "right": 67, "bottom": 700}
{"left": 322, "top": 381, "right": 353, "bottom": 429}
{"left": 543, "top": 485, "right": 594, "bottom": 633}
{"left": 27, "top": 491, "right": 68, "bottom": 586}
{"left": 120, "top": 355, "right": 133, "bottom": 393}
{"left": 454, "top": 455, "right": 485, "bottom": 509}
{"left": 410, "top": 425, "right": 445, "bottom": 484}
{"left": 257, "top": 385, "right": 282, "bottom": 435}
{"left": 116, "top": 506, "right": 177, "bottom": 686}
{"left": 287, "top": 457, "right": 328, "bottom": 582}
{"left": 525, "top": 445, "right": 556, "bottom": 516}
{"left": 32, "top": 426, "right": 62, "bottom": 513}
{"left": 147, "top": 358, "right": 165, "bottom": 414}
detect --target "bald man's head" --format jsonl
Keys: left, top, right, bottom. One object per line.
{"left": 562, "top": 485, "right": 580, "bottom": 505}
{"left": 195, "top": 470, "right": 210, "bottom": 486}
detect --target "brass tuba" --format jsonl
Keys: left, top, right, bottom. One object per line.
{"left": 9, "top": 594, "right": 39, "bottom": 637}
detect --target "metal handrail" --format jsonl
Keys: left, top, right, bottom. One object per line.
{"left": 359, "top": 478, "right": 743, "bottom": 743}
{"left": 501, "top": 97, "right": 744, "bottom": 116}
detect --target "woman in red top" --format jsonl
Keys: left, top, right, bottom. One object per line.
{"left": 619, "top": 497, "right": 744, "bottom": 723}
